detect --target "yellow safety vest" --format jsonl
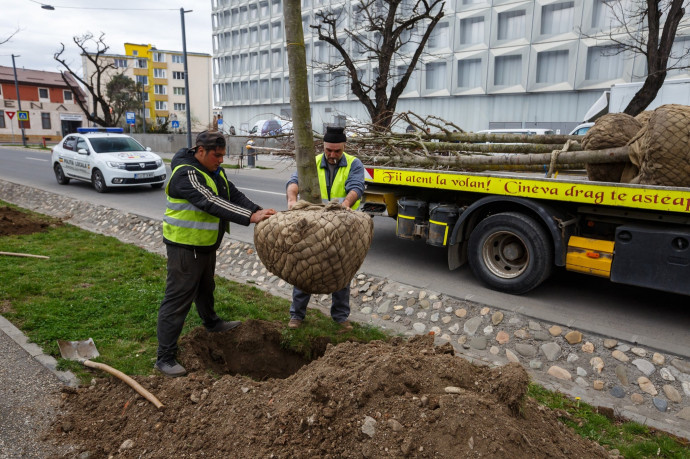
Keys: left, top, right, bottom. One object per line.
{"left": 163, "top": 165, "right": 230, "bottom": 246}
{"left": 316, "top": 152, "right": 361, "bottom": 210}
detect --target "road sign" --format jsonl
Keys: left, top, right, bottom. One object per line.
{"left": 17, "top": 111, "right": 29, "bottom": 121}
{"left": 171, "top": 120, "right": 180, "bottom": 129}
{"left": 5, "top": 111, "right": 15, "bottom": 120}
{"left": 217, "top": 118, "right": 223, "bottom": 126}
{"left": 125, "top": 111, "right": 136, "bottom": 125}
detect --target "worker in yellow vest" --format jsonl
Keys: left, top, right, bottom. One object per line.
{"left": 157, "top": 131, "right": 276, "bottom": 377}
{"left": 285, "top": 126, "right": 365, "bottom": 331}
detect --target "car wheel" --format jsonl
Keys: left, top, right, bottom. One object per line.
{"left": 468, "top": 212, "right": 553, "bottom": 295}
{"left": 54, "top": 163, "right": 70, "bottom": 185}
{"left": 151, "top": 183, "right": 164, "bottom": 189}
{"left": 92, "top": 169, "right": 108, "bottom": 193}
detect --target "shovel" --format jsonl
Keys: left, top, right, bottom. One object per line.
{"left": 57, "top": 338, "right": 164, "bottom": 410}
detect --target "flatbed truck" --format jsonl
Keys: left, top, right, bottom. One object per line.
{"left": 361, "top": 166, "right": 690, "bottom": 295}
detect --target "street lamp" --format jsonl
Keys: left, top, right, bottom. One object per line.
{"left": 180, "top": 7, "right": 193, "bottom": 149}
{"left": 11, "top": 54, "right": 27, "bottom": 147}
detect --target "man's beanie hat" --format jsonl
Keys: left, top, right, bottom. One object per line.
{"left": 195, "top": 130, "right": 226, "bottom": 149}
{"left": 323, "top": 126, "right": 347, "bottom": 143}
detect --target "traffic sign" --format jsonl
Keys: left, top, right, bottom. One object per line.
{"left": 125, "top": 111, "right": 136, "bottom": 125}
{"left": 5, "top": 111, "right": 15, "bottom": 120}
{"left": 171, "top": 120, "right": 180, "bottom": 129}
{"left": 17, "top": 111, "right": 29, "bottom": 121}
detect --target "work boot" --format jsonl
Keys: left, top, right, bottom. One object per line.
{"left": 154, "top": 359, "right": 187, "bottom": 377}
{"left": 288, "top": 318, "right": 302, "bottom": 329}
{"left": 337, "top": 320, "right": 353, "bottom": 333}
{"left": 206, "top": 320, "right": 241, "bottom": 333}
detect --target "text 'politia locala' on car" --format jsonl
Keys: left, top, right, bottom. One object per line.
{"left": 51, "top": 127, "right": 167, "bottom": 193}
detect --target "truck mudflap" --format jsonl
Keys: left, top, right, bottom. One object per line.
{"left": 610, "top": 224, "right": 690, "bottom": 295}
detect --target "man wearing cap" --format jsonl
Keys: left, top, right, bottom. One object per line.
{"left": 285, "top": 126, "right": 365, "bottom": 331}
{"left": 156, "top": 130, "right": 276, "bottom": 377}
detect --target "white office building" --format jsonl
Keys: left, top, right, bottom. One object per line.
{"left": 211, "top": 0, "right": 690, "bottom": 133}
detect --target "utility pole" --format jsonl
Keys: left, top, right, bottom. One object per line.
{"left": 181, "top": 7, "right": 193, "bottom": 148}
{"left": 142, "top": 85, "right": 146, "bottom": 133}
{"left": 11, "top": 54, "right": 27, "bottom": 147}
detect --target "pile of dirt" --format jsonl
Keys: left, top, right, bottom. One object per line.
{"left": 0, "top": 206, "right": 60, "bottom": 236}
{"left": 47, "top": 321, "right": 608, "bottom": 458}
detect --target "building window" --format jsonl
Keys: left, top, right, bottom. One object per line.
{"left": 428, "top": 23, "right": 449, "bottom": 49}
{"left": 586, "top": 45, "right": 624, "bottom": 80}
{"left": 314, "top": 74, "right": 327, "bottom": 97}
{"left": 260, "top": 24, "right": 270, "bottom": 42}
{"left": 152, "top": 52, "right": 165, "bottom": 62}
{"left": 155, "top": 101, "right": 168, "bottom": 110}
{"left": 541, "top": 2, "right": 574, "bottom": 35}
{"left": 260, "top": 1, "right": 269, "bottom": 17}
{"left": 272, "top": 0, "right": 281, "bottom": 14}
{"left": 0, "top": 111, "right": 5, "bottom": 129}
{"left": 145, "top": 109, "right": 150, "bottom": 118}
{"left": 260, "top": 79, "right": 269, "bottom": 99}
{"left": 241, "top": 81, "right": 250, "bottom": 100}
{"left": 39, "top": 88, "right": 49, "bottom": 99}
{"left": 114, "top": 58, "right": 128, "bottom": 68}
{"left": 592, "top": 0, "right": 623, "bottom": 28}
{"left": 497, "top": 10, "right": 526, "bottom": 41}
{"left": 133, "top": 50, "right": 139, "bottom": 56}
{"left": 174, "top": 103, "right": 186, "bottom": 110}
{"left": 135, "top": 58, "right": 148, "bottom": 69}
{"left": 250, "top": 3, "right": 258, "bottom": 20}
{"left": 154, "top": 68, "right": 167, "bottom": 78}
{"left": 250, "top": 27, "right": 259, "bottom": 43}
{"left": 669, "top": 37, "right": 690, "bottom": 75}
{"left": 251, "top": 52, "right": 259, "bottom": 72}
{"left": 397, "top": 64, "right": 418, "bottom": 93}
{"left": 333, "top": 71, "right": 348, "bottom": 96}
{"left": 173, "top": 87, "right": 186, "bottom": 95}
{"left": 241, "top": 29, "right": 249, "bottom": 46}
{"left": 272, "top": 49, "right": 282, "bottom": 68}
{"left": 172, "top": 55, "right": 184, "bottom": 64}
{"left": 272, "top": 21, "right": 282, "bottom": 41}
{"left": 173, "top": 71, "right": 184, "bottom": 79}
{"left": 425, "top": 62, "right": 446, "bottom": 90}
{"left": 64, "top": 90, "right": 73, "bottom": 101}
{"left": 272, "top": 78, "right": 282, "bottom": 98}
{"left": 458, "top": 59, "right": 482, "bottom": 88}
{"left": 460, "top": 17, "right": 484, "bottom": 45}
{"left": 495, "top": 55, "right": 522, "bottom": 85}
{"left": 260, "top": 51, "right": 270, "bottom": 70}
{"left": 154, "top": 85, "right": 167, "bottom": 94}
{"left": 41, "top": 112, "right": 51, "bottom": 129}
{"left": 136, "top": 75, "right": 149, "bottom": 85}
{"left": 536, "top": 50, "right": 569, "bottom": 83}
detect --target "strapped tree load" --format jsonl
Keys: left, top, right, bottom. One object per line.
{"left": 254, "top": 201, "right": 374, "bottom": 294}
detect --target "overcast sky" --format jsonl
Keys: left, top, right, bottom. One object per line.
{"left": 1, "top": 0, "right": 213, "bottom": 75}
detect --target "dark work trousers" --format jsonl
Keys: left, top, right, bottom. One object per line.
{"left": 157, "top": 244, "right": 221, "bottom": 361}
{"left": 290, "top": 286, "right": 351, "bottom": 323}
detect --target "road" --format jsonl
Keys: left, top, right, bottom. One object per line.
{"left": 1, "top": 146, "right": 688, "bottom": 357}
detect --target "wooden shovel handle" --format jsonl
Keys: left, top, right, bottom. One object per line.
{"left": 84, "top": 360, "right": 164, "bottom": 410}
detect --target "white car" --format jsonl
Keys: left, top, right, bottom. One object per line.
{"left": 51, "top": 128, "right": 167, "bottom": 193}
{"left": 569, "top": 122, "right": 594, "bottom": 136}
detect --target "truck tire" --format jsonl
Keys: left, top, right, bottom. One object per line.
{"left": 468, "top": 212, "right": 553, "bottom": 294}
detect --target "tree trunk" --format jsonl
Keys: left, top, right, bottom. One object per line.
{"left": 284, "top": 0, "right": 321, "bottom": 204}
{"left": 623, "top": 72, "right": 667, "bottom": 117}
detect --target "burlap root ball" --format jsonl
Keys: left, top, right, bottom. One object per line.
{"left": 628, "top": 104, "right": 690, "bottom": 187}
{"left": 582, "top": 113, "right": 642, "bottom": 183}
{"left": 634, "top": 110, "right": 654, "bottom": 126}
{"left": 254, "top": 200, "right": 374, "bottom": 294}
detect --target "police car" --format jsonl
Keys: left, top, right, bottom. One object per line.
{"left": 51, "top": 127, "right": 167, "bottom": 193}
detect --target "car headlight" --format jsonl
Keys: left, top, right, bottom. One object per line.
{"left": 106, "top": 161, "right": 127, "bottom": 170}
{"left": 156, "top": 159, "right": 163, "bottom": 167}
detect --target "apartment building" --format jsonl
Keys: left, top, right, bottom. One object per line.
{"left": 0, "top": 66, "right": 86, "bottom": 143}
{"left": 211, "top": 0, "right": 690, "bottom": 133}
{"left": 82, "top": 43, "right": 213, "bottom": 131}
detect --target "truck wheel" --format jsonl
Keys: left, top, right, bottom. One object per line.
{"left": 54, "top": 163, "right": 70, "bottom": 185}
{"left": 468, "top": 212, "right": 553, "bottom": 294}
{"left": 92, "top": 169, "right": 108, "bottom": 193}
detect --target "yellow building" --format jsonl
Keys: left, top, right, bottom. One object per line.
{"left": 82, "top": 43, "right": 212, "bottom": 131}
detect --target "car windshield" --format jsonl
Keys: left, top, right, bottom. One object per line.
{"left": 89, "top": 137, "right": 146, "bottom": 153}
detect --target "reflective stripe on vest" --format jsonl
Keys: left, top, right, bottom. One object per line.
{"left": 316, "top": 152, "right": 361, "bottom": 210}
{"left": 163, "top": 165, "right": 230, "bottom": 246}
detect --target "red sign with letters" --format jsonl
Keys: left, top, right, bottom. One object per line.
{"left": 6, "top": 111, "right": 15, "bottom": 120}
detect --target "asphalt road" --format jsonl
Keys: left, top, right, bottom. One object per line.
{"left": 1, "top": 146, "right": 689, "bottom": 357}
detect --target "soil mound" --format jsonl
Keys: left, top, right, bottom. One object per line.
{"left": 48, "top": 321, "right": 607, "bottom": 458}
{"left": 0, "top": 206, "right": 61, "bottom": 236}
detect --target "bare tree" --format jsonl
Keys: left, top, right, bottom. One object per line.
{"left": 588, "top": 0, "right": 687, "bottom": 116}
{"left": 311, "top": 0, "right": 445, "bottom": 130}
{"left": 54, "top": 32, "right": 118, "bottom": 127}
{"left": 1, "top": 28, "right": 20, "bottom": 46}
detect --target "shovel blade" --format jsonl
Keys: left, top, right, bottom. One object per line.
{"left": 57, "top": 338, "right": 100, "bottom": 361}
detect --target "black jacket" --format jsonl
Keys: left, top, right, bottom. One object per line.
{"left": 164, "top": 148, "right": 261, "bottom": 251}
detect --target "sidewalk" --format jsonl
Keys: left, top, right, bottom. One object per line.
{"left": 1, "top": 176, "right": 689, "bottom": 454}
